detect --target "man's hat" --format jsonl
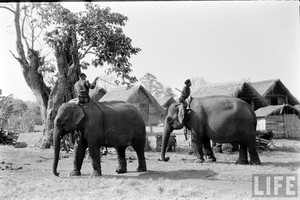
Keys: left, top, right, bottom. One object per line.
{"left": 184, "top": 79, "right": 191, "bottom": 84}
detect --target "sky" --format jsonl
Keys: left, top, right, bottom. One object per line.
{"left": 0, "top": 1, "right": 299, "bottom": 102}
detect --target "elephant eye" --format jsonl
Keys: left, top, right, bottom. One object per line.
{"left": 166, "top": 117, "right": 173, "bottom": 124}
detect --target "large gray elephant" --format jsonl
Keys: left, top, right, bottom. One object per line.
{"left": 53, "top": 101, "right": 147, "bottom": 177}
{"left": 160, "top": 96, "right": 261, "bottom": 165}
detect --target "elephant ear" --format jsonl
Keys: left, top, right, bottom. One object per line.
{"left": 177, "top": 104, "right": 185, "bottom": 124}
{"left": 70, "top": 104, "right": 85, "bottom": 125}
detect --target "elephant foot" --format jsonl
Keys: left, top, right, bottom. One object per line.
{"left": 235, "top": 159, "right": 249, "bottom": 165}
{"left": 194, "top": 158, "right": 205, "bottom": 163}
{"left": 91, "top": 171, "right": 102, "bottom": 177}
{"left": 250, "top": 159, "right": 261, "bottom": 165}
{"left": 69, "top": 170, "right": 81, "bottom": 176}
{"left": 206, "top": 156, "right": 216, "bottom": 162}
{"left": 116, "top": 168, "right": 127, "bottom": 174}
{"left": 158, "top": 156, "right": 170, "bottom": 162}
{"left": 137, "top": 166, "right": 147, "bottom": 172}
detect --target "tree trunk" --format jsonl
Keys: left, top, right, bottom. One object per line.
{"left": 39, "top": 48, "right": 80, "bottom": 148}
{"left": 12, "top": 3, "right": 50, "bottom": 125}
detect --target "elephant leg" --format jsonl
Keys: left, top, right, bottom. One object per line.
{"left": 192, "top": 135, "right": 205, "bottom": 163}
{"left": 70, "top": 138, "right": 87, "bottom": 176}
{"left": 203, "top": 137, "right": 216, "bottom": 162}
{"left": 248, "top": 143, "right": 261, "bottom": 165}
{"left": 88, "top": 145, "right": 102, "bottom": 176}
{"left": 236, "top": 143, "right": 249, "bottom": 165}
{"left": 132, "top": 146, "right": 147, "bottom": 172}
{"left": 115, "top": 147, "right": 127, "bottom": 174}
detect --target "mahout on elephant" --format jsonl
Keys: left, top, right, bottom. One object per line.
{"left": 159, "top": 96, "right": 261, "bottom": 165}
{"left": 52, "top": 101, "right": 147, "bottom": 177}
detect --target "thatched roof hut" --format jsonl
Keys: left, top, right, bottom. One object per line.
{"left": 255, "top": 104, "right": 300, "bottom": 139}
{"left": 100, "top": 85, "right": 165, "bottom": 125}
{"left": 250, "top": 79, "right": 299, "bottom": 106}
{"left": 156, "top": 97, "right": 176, "bottom": 111}
{"left": 192, "top": 81, "right": 267, "bottom": 110}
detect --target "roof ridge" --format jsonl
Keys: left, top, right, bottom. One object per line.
{"left": 251, "top": 79, "right": 279, "bottom": 84}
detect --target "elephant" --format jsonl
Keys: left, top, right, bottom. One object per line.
{"left": 52, "top": 101, "right": 147, "bottom": 177}
{"left": 160, "top": 96, "right": 261, "bottom": 165}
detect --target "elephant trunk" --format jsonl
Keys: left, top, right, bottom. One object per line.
{"left": 52, "top": 128, "right": 61, "bottom": 176}
{"left": 160, "top": 123, "right": 172, "bottom": 162}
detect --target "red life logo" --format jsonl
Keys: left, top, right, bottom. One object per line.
{"left": 252, "top": 174, "right": 298, "bottom": 197}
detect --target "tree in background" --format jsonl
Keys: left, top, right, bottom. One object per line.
{"left": 190, "top": 76, "right": 210, "bottom": 91}
{"left": 139, "top": 73, "right": 164, "bottom": 98}
{"left": 163, "top": 86, "right": 176, "bottom": 98}
{"left": 0, "top": 95, "right": 14, "bottom": 128}
{"left": 1, "top": 3, "right": 140, "bottom": 148}
{"left": 0, "top": 95, "right": 41, "bottom": 132}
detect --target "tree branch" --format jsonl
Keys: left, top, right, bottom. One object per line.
{"left": 9, "top": 50, "right": 23, "bottom": 64}
{"left": 79, "top": 45, "right": 94, "bottom": 60}
{"left": 0, "top": 5, "right": 16, "bottom": 14}
{"left": 21, "top": 12, "right": 30, "bottom": 50}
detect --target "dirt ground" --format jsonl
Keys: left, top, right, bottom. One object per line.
{"left": 0, "top": 128, "right": 299, "bottom": 200}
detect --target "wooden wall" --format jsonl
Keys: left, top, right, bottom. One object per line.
{"left": 284, "top": 114, "right": 300, "bottom": 139}
{"left": 133, "top": 101, "right": 161, "bottom": 126}
{"left": 266, "top": 115, "right": 285, "bottom": 138}
{"left": 149, "top": 104, "right": 159, "bottom": 125}
{"left": 265, "top": 115, "right": 300, "bottom": 139}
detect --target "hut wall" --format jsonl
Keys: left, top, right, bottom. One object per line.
{"left": 265, "top": 115, "right": 285, "bottom": 139}
{"left": 278, "top": 97, "right": 286, "bottom": 105}
{"left": 149, "top": 104, "right": 159, "bottom": 125}
{"left": 132, "top": 102, "right": 149, "bottom": 125}
{"left": 284, "top": 114, "right": 300, "bottom": 139}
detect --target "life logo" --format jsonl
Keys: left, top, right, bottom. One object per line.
{"left": 252, "top": 174, "right": 298, "bottom": 197}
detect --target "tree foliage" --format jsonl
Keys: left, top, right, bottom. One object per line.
{"left": 0, "top": 96, "right": 41, "bottom": 132}
{"left": 190, "top": 76, "right": 210, "bottom": 92}
{"left": 0, "top": 95, "right": 14, "bottom": 128}
{"left": 139, "top": 73, "right": 164, "bottom": 98}
{"left": 163, "top": 86, "right": 176, "bottom": 98}
{"left": 139, "top": 73, "right": 175, "bottom": 98}
{"left": 41, "top": 2, "right": 140, "bottom": 86}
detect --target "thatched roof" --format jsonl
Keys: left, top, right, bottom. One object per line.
{"left": 192, "top": 81, "right": 267, "bottom": 109}
{"left": 255, "top": 104, "right": 299, "bottom": 118}
{"left": 250, "top": 79, "right": 299, "bottom": 105}
{"left": 156, "top": 97, "right": 176, "bottom": 108}
{"left": 295, "top": 105, "right": 300, "bottom": 112}
{"left": 100, "top": 85, "right": 165, "bottom": 115}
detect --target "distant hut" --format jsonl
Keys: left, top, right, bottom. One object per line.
{"left": 100, "top": 85, "right": 165, "bottom": 126}
{"left": 255, "top": 104, "right": 300, "bottom": 139}
{"left": 192, "top": 81, "right": 267, "bottom": 110}
{"left": 156, "top": 96, "right": 176, "bottom": 112}
{"left": 90, "top": 87, "right": 107, "bottom": 102}
{"left": 251, "top": 79, "right": 299, "bottom": 106}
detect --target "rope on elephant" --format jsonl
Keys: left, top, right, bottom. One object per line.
{"left": 89, "top": 98, "right": 104, "bottom": 112}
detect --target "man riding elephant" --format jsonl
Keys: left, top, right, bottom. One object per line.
{"left": 74, "top": 73, "right": 99, "bottom": 104}
{"left": 179, "top": 79, "right": 192, "bottom": 140}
